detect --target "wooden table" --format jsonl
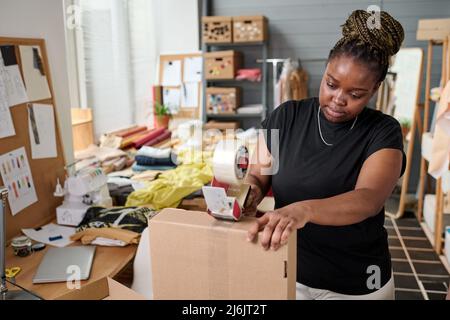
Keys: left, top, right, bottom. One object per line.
{"left": 5, "top": 243, "right": 137, "bottom": 300}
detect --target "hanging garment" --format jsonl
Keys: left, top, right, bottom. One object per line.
{"left": 429, "top": 80, "right": 450, "bottom": 178}
{"left": 275, "top": 59, "right": 309, "bottom": 108}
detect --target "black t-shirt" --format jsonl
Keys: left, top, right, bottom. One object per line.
{"left": 261, "top": 98, "right": 406, "bottom": 295}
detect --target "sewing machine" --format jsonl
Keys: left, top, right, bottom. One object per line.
{"left": 55, "top": 167, "right": 112, "bottom": 226}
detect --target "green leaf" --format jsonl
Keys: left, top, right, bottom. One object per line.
{"left": 154, "top": 101, "right": 171, "bottom": 116}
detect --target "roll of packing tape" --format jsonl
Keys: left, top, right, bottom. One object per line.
{"left": 213, "top": 140, "right": 249, "bottom": 185}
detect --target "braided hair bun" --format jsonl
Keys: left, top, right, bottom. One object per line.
{"left": 329, "top": 10, "right": 405, "bottom": 82}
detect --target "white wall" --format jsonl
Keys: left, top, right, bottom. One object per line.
{"left": 0, "top": 0, "right": 74, "bottom": 163}
{"left": 158, "top": 0, "right": 200, "bottom": 53}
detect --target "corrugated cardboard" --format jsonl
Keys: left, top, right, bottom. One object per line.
{"left": 204, "top": 120, "right": 239, "bottom": 130}
{"left": 417, "top": 18, "right": 450, "bottom": 40}
{"left": 206, "top": 87, "right": 241, "bottom": 114}
{"left": 233, "top": 15, "right": 268, "bottom": 43}
{"left": 204, "top": 50, "right": 242, "bottom": 80}
{"left": 55, "top": 277, "right": 146, "bottom": 300}
{"left": 149, "top": 208, "right": 296, "bottom": 300}
{"left": 202, "top": 16, "right": 233, "bottom": 44}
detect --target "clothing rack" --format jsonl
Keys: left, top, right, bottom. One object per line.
{"left": 257, "top": 58, "right": 325, "bottom": 108}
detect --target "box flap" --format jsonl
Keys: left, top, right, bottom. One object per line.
{"left": 55, "top": 277, "right": 110, "bottom": 300}
{"left": 149, "top": 208, "right": 296, "bottom": 300}
{"left": 55, "top": 277, "right": 146, "bottom": 300}
{"left": 103, "top": 278, "right": 147, "bottom": 300}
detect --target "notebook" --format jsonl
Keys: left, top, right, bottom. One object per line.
{"left": 32, "top": 246, "right": 96, "bottom": 284}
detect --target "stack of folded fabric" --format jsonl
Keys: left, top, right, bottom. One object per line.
{"left": 236, "top": 104, "right": 263, "bottom": 114}
{"left": 75, "top": 144, "right": 132, "bottom": 174}
{"left": 131, "top": 146, "right": 178, "bottom": 172}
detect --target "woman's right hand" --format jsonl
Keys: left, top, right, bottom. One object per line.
{"left": 242, "top": 184, "right": 263, "bottom": 217}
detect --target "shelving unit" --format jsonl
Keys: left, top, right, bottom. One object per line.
{"left": 201, "top": 42, "right": 268, "bottom": 128}
{"left": 416, "top": 19, "right": 450, "bottom": 257}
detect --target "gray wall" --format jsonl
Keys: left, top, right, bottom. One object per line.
{"left": 211, "top": 0, "right": 450, "bottom": 193}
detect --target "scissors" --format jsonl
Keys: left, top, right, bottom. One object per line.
{"left": 5, "top": 266, "right": 21, "bottom": 278}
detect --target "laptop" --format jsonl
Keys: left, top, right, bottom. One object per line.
{"left": 33, "top": 246, "right": 96, "bottom": 284}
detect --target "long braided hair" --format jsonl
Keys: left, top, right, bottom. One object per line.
{"left": 328, "top": 10, "right": 404, "bottom": 83}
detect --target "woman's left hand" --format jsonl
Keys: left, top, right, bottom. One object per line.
{"left": 247, "top": 202, "right": 311, "bottom": 251}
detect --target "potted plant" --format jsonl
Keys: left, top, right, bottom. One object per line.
{"left": 399, "top": 118, "right": 411, "bottom": 140}
{"left": 154, "top": 101, "right": 172, "bottom": 129}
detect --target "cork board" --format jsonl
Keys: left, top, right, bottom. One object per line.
{"left": 0, "top": 37, "right": 66, "bottom": 241}
{"left": 158, "top": 52, "right": 202, "bottom": 120}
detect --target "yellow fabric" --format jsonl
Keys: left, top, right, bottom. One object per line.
{"left": 125, "top": 151, "right": 213, "bottom": 209}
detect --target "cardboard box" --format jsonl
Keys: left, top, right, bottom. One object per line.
{"left": 233, "top": 16, "right": 268, "bottom": 43}
{"left": 56, "top": 277, "right": 146, "bottom": 300}
{"left": 203, "top": 16, "right": 233, "bottom": 44}
{"left": 417, "top": 18, "right": 450, "bottom": 40}
{"left": 149, "top": 208, "right": 296, "bottom": 300}
{"left": 206, "top": 87, "right": 241, "bottom": 114}
{"left": 204, "top": 120, "right": 239, "bottom": 130}
{"left": 204, "top": 50, "right": 242, "bottom": 80}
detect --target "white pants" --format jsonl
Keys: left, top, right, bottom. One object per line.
{"left": 296, "top": 276, "right": 395, "bottom": 300}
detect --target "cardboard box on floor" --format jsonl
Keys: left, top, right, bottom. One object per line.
{"left": 149, "top": 208, "right": 296, "bottom": 300}
{"left": 56, "top": 277, "right": 146, "bottom": 300}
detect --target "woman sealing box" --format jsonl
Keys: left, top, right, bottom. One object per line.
{"left": 244, "top": 10, "right": 406, "bottom": 300}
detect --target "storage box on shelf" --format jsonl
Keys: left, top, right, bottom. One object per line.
{"left": 201, "top": 10, "right": 268, "bottom": 129}
{"left": 206, "top": 87, "right": 241, "bottom": 114}
{"left": 202, "top": 16, "right": 232, "bottom": 44}
{"left": 204, "top": 50, "right": 242, "bottom": 80}
{"left": 233, "top": 16, "right": 268, "bottom": 43}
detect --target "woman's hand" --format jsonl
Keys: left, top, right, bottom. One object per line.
{"left": 247, "top": 202, "right": 311, "bottom": 250}
{"left": 242, "top": 184, "right": 263, "bottom": 217}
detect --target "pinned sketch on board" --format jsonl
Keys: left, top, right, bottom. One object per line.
{"left": 183, "top": 56, "right": 202, "bottom": 82}
{"left": 163, "top": 87, "right": 181, "bottom": 114}
{"left": 0, "top": 45, "right": 28, "bottom": 107}
{"left": 0, "top": 147, "right": 38, "bottom": 215}
{"left": 181, "top": 82, "right": 199, "bottom": 108}
{"left": 0, "top": 66, "right": 15, "bottom": 138}
{"left": 28, "top": 103, "right": 57, "bottom": 159}
{"left": 19, "top": 45, "right": 51, "bottom": 101}
{"left": 161, "top": 60, "right": 181, "bottom": 86}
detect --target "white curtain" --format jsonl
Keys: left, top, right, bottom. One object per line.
{"left": 75, "top": 0, "right": 199, "bottom": 139}
{"left": 77, "top": 0, "right": 158, "bottom": 138}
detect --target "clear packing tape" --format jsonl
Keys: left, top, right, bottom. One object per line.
{"left": 212, "top": 140, "right": 249, "bottom": 186}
